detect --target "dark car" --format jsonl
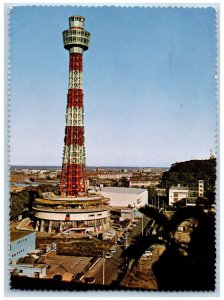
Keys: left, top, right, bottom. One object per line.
{"left": 72, "top": 272, "right": 84, "bottom": 282}
{"left": 117, "top": 239, "right": 124, "bottom": 245}
{"left": 84, "top": 276, "right": 95, "bottom": 284}
{"left": 53, "top": 274, "right": 63, "bottom": 280}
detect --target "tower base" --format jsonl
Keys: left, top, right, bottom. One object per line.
{"left": 33, "top": 194, "right": 110, "bottom": 234}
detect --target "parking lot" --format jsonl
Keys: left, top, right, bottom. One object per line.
{"left": 44, "top": 251, "right": 92, "bottom": 281}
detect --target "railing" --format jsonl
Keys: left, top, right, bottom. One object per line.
{"left": 33, "top": 205, "right": 110, "bottom": 213}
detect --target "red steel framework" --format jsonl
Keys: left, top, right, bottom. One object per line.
{"left": 60, "top": 16, "right": 90, "bottom": 196}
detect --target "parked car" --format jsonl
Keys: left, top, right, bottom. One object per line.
{"left": 140, "top": 254, "right": 151, "bottom": 261}
{"left": 145, "top": 250, "right": 153, "bottom": 257}
{"left": 53, "top": 274, "right": 63, "bottom": 280}
{"left": 117, "top": 239, "right": 124, "bottom": 245}
{"left": 72, "top": 272, "right": 84, "bottom": 282}
{"left": 105, "top": 252, "right": 112, "bottom": 259}
{"left": 110, "top": 247, "right": 116, "bottom": 254}
{"left": 84, "top": 276, "right": 95, "bottom": 284}
{"left": 140, "top": 257, "right": 150, "bottom": 261}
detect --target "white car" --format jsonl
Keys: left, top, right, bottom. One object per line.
{"left": 145, "top": 250, "right": 153, "bottom": 257}
{"left": 140, "top": 254, "right": 151, "bottom": 261}
{"left": 110, "top": 247, "right": 116, "bottom": 254}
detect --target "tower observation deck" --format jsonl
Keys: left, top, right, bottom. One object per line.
{"left": 60, "top": 16, "right": 90, "bottom": 196}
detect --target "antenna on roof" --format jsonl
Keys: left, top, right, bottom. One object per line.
{"left": 210, "top": 149, "right": 215, "bottom": 159}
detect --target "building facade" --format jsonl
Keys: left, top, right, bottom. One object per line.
{"left": 198, "top": 180, "right": 204, "bottom": 197}
{"left": 169, "top": 186, "right": 189, "bottom": 206}
{"left": 129, "top": 177, "right": 160, "bottom": 188}
{"left": 10, "top": 231, "right": 36, "bottom": 261}
{"left": 10, "top": 263, "right": 48, "bottom": 279}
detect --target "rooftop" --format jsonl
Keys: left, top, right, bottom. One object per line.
{"left": 10, "top": 231, "right": 35, "bottom": 243}
{"left": 110, "top": 206, "right": 134, "bottom": 211}
{"left": 170, "top": 186, "right": 189, "bottom": 191}
{"left": 101, "top": 187, "right": 146, "bottom": 195}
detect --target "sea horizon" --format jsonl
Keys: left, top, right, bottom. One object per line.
{"left": 10, "top": 165, "right": 170, "bottom": 171}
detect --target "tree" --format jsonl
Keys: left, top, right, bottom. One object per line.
{"left": 123, "top": 205, "right": 215, "bottom": 290}
{"left": 161, "top": 159, "right": 216, "bottom": 190}
{"left": 147, "top": 187, "right": 157, "bottom": 204}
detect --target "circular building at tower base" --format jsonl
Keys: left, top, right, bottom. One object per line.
{"left": 33, "top": 194, "right": 110, "bottom": 234}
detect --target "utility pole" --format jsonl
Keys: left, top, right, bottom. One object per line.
{"left": 102, "top": 250, "right": 105, "bottom": 285}
{"left": 141, "top": 214, "right": 144, "bottom": 236}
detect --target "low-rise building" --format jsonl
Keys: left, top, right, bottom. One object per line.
{"left": 169, "top": 186, "right": 189, "bottom": 206}
{"left": 169, "top": 180, "right": 205, "bottom": 206}
{"left": 110, "top": 206, "right": 135, "bottom": 222}
{"left": 102, "top": 229, "right": 116, "bottom": 240}
{"left": 100, "top": 187, "right": 148, "bottom": 209}
{"left": 98, "top": 172, "right": 132, "bottom": 180}
{"left": 198, "top": 180, "right": 204, "bottom": 197}
{"left": 10, "top": 231, "right": 36, "bottom": 262}
{"left": 129, "top": 177, "right": 160, "bottom": 188}
{"left": 10, "top": 263, "right": 48, "bottom": 279}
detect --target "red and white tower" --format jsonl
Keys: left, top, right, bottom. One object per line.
{"left": 60, "top": 16, "right": 90, "bottom": 196}
{"left": 33, "top": 16, "right": 110, "bottom": 234}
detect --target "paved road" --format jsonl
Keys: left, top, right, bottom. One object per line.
{"left": 86, "top": 217, "right": 150, "bottom": 285}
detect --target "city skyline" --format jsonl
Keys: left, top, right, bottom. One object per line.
{"left": 10, "top": 6, "right": 217, "bottom": 168}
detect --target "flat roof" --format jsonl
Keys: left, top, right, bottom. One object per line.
{"left": 170, "top": 187, "right": 188, "bottom": 191}
{"left": 101, "top": 187, "right": 147, "bottom": 195}
{"left": 111, "top": 206, "right": 134, "bottom": 211}
{"left": 10, "top": 231, "right": 35, "bottom": 243}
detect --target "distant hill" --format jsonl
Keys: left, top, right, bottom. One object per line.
{"left": 161, "top": 158, "right": 216, "bottom": 190}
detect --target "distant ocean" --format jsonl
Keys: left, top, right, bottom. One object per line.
{"left": 10, "top": 165, "right": 169, "bottom": 171}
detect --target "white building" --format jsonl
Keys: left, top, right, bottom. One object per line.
{"left": 169, "top": 186, "right": 189, "bottom": 206}
{"left": 100, "top": 187, "right": 148, "bottom": 208}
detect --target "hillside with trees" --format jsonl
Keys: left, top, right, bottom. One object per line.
{"left": 161, "top": 158, "right": 216, "bottom": 191}
{"left": 10, "top": 184, "right": 60, "bottom": 220}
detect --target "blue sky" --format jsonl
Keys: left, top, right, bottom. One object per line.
{"left": 10, "top": 6, "right": 217, "bottom": 167}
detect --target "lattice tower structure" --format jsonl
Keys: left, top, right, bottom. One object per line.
{"left": 60, "top": 16, "right": 90, "bottom": 196}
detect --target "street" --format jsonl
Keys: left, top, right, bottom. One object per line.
{"left": 85, "top": 216, "right": 149, "bottom": 285}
